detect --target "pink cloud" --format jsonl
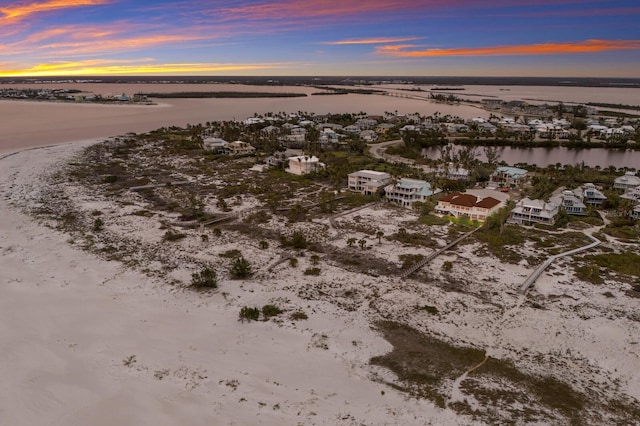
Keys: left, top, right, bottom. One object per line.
{"left": 376, "top": 39, "right": 640, "bottom": 57}
{"left": 321, "top": 37, "right": 421, "bottom": 45}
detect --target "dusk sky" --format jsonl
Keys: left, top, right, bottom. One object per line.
{"left": 1, "top": 0, "right": 639, "bottom": 77}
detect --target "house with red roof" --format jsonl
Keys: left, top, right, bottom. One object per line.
{"left": 435, "top": 192, "right": 503, "bottom": 222}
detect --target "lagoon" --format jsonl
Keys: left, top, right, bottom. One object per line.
{"left": 422, "top": 144, "right": 640, "bottom": 169}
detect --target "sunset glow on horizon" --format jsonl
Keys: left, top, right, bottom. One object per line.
{"left": 1, "top": 0, "right": 639, "bottom": 77}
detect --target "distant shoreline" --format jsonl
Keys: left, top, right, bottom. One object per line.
{"left": 2, "top": 76, "right": 639, "bottom": 89}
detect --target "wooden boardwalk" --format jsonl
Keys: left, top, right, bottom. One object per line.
{"left": 400, "top": 227, "right": 480, "bottom": 279}
{"left": 518, "top": 233, "right": 601, "bottom": 294}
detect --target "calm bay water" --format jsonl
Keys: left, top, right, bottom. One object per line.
{"left": 0, "top": 83, "right": 487, "bottom": 153}
{"left": 422, "top": 145, "right": 640, "bottom": 169}
{"left": 1, "top": 83, "right": 639, "bottom": 169}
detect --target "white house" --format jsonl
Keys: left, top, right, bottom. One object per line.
{"left": 384, "top": 178, "right": 440, "bottom": 208}
{"left": 286, "top": 155, "right": 325, "bottom": 175}
{"left": 614, "top": 172, "right": 640, "bottom": 191}
{"left": 348, "top": 170, "right": 391, "bottom": 195}
{"left": 578, "top": 183, "right": 607, "bottom": 206}
{"left": 621, "top": 185, "right": 640, "bottom": 203}
{"left": 359, "top": 130, "right": 378, "bottom": 142}
{"left": 509, "top": 198, "right": 560, "bottom": 225}
{"left": 203, "top": 137, "right": 228, "bottom": 153}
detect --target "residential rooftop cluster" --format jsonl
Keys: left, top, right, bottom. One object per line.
{"left": 0, "top": 87, "right": 149, "bottom": 103}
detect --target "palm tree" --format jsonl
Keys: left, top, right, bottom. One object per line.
{"left": 346, "top": 237, "right": 356, "bottom": 247}
{"left": 376, "top": 230, "right": 384, "bottom": 244}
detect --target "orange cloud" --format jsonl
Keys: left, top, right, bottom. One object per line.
{"left": 0, "top": 60, "right": 295, "bottom": 77}
{"left": 218, "top": 0, "right": 418, "bottom": 21}
{"left": 217, "top": 0, "right": 597, "bottom": 21}
{"left": 376, "top": 39, "right": 640, "bottom": 57}
{"left": 0, "top": 0, "right": 111, "bottom": 21}
{"left": 322, "top": 37, "right": 421, "bottom": 45}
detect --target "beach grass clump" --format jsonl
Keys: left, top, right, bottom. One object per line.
{"left": 230, "top": 255, "right": 253, "bottom": 279}
{"left": 239, "top": 306, "right": 260, "bottom": 322}
{"left": 190, "top": 267, "right": 218, "bottom": 289}
{"left": 261, "top": 304, "right": 283, "bottom": 319}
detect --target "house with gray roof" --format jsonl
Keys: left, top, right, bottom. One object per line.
{"left": 614, "top": 172, "right": 640, "bottom": 191}
{"left": 509, "top": 197, "right": 560, "bottom": 225}
{"left": 384, "top": 178, "right": 440, "bottom": 208}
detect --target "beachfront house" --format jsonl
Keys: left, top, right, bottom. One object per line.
{"left": 621, "top": 185, "right": 640, "bottom": 203}
{"left": 553, "top": 191, "right": 587, "bottom": 216}
{"left": 226, "top": 141, "right": 255, "bottom": 156}
{"left": 579, "top": 183, "right": 607, "bottom": 206}
{"left": 384, "top": 178, "right": 440, "bottom": 208}
{"left": 614, "top": 172, "right": 640, "bottom": 192}
{"left": 286, "top": 155, "right": 325, "bottom": 175}
{"left": 348, "top": 170, "right": 391, "bottom": 195}
{"left": 435, "top": 192, "right": 502, "bottom": 222}
{"left": 491, "top": 166, "right": 528, "bottom": 187}
{"left": 509, "top": 198, "right": 560, "bottom": 225}
{"left": 203, "top": 137, "right": 228, "bottom": 153}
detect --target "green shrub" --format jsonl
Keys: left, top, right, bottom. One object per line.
{"left": 262, "top": 304, "right": 283, "bottom": 319}
{"left": 230, "top": 255, "right": 253, "bottom": 278}
{"left": 291, "top": 230, "right": 308, "bottom": 249}
{"left": 259, "top": 240, "right": 269, "bottom": 249}
{"left": 290, "top": 311, "right": 308, "bottom": 321}
{"left": 220, "top": 249, "right": 242, "bottom": 258}
{"left": 442, "top": 261, "right": 453, "bottom": 272}
{"left": 304, "top": 267, "right": 321, "bottom": 276}
{"left": 163, "top": 230, "right": 186, "bottom": 241}
{"left": 239, "top": 306, "right": 260, "bottom": 322}
{"left": 191, "top": 267, "right": 217, "bottom": 289}
{"left": 289, "top": 258, "right": 298, "bottom": 267}
{"left": 416, "top": 305, "right": 439, "bottom": 315}
{"left": 93, "top": 218, "right": 104, "bottom": 232}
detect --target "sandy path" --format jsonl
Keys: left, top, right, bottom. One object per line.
{"left": 0, "top": 144, "right": 462, "bottom": 425}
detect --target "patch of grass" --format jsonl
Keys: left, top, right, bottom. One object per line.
{"left": 239, "top": 306, "right": 260, "bottom": 322}
{"left": 399, "top": 254, "right": 425, "bottom": 269}
{"left": 574, "top": 264, "right": 604, "bottom": 284}
{"left": 261, "top": 304, "right": 283, "bottom": 319}
{"left": 163, "top": 230, "right": 186, "bottom": 241}
{"left": 584, "top": 251, "right": 640, "bottom": 278}
{"left": 290, "top": 311, "right": 308, "bottom": 321}
{"left": 219, "top": 249, "right": 242, "bottom": 258}
{"left": 190, "top": 267, "right": 218, "bottom": 289}
{"left": 418, "top": 215, "right": 450, "bottom": 226}
{"left": 371, "top": 321, "right": 640, "bottom": 424}
{"left": 303, "top": 267, "right": 321, "bottom": 276}
{"left": 416, "top": 305, "right": 439, "bottom": 315}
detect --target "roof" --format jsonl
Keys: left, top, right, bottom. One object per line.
{"left": 350, "top": 170, "right": 390, "bottom": 179}
{"left": 496, "top": 166, "right": 528, "bottom": 177}
{"left": 440, "top": 192, "right": 478, "bottom": 207}
{"left": 475, "top": 197, "right": 501, "bottom": 209}
{"left": 615, "top": 173, "right": 640, "bottom": 186}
